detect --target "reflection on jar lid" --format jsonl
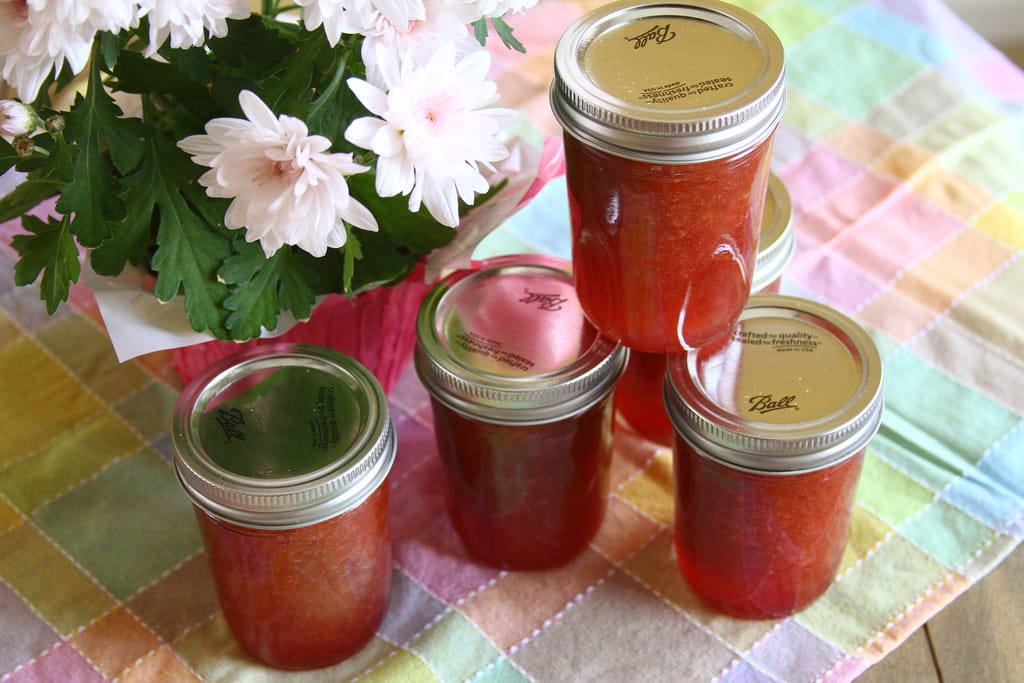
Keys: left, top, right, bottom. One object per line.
{"left": 665, "top": 295, "right": 884, "bottom": 473}
{"left": 172, "top": 344, "right": 396, "bottom": 528}
{"left": 752, "top": 173, "right": 796, "bottom": 293}
{"left": 551, "top": 0, "right": 786, "bottom": 161}
{"left": 415, "top": 255, "right": 627, "bottom": 423}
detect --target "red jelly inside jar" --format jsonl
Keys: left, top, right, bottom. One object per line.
{"left": 173, "top": 344, "right": 396, "bottom": 669}
{"left": 664, "top": 295, "right": 884, "bottom": 618}
{"left": 551, "top": 0, "right": 786, "bottom": 352}
{"left": 564, "top": 136, "right": 771, "bottom": 350}
{"left": 415, "top": 255, "right": 627, "bottom": 570}
{"left": 197, "top": 487, "right": 391, "bottom": 669}
{"left": 616, "top": 173, "right": 796, "bottom": 444}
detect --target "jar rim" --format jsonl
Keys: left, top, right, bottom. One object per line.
{"left": 172, "top": 344, "right": 396, "bottom": 528}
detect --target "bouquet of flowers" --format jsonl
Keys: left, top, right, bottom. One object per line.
{"left": 0, "top": 0, "right": 545, "bottom": 351}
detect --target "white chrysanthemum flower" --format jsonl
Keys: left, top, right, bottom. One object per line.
{"left": 0, "top": 0, "right": 137, "bottom": 102}
{"left": 0, "top": 99, "right": 36, "bottom": 139}
{"left": 331, "top": 0, "right": 474, "bottom": 81}
{"left": 137, "top": 0, "right": 250, "bottom": 57}
{"left": 344, "top": 42, "right": 516, "bottom": 228}
{"left": 450, "top": 0, "right": 537, "bottom": 21}
{"left": 178, "top": 90, "right": 378, "bottom": 258}
{"left": 296, "top": 0, "right": 426, "bottom": 47}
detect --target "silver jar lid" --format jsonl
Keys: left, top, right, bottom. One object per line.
{"left": 415, "top": 255, "right": 628, "bottom": 424}
{"left": 173, "top": 344, "right": 396, "bottom": 529}
{"left": 664, "top": 295, "right": 884, "bottom": 473}
{"left": 551, "top": 0, "right": 786, "bottom": 162}
{"left": 751, "top": 173, "right": 796, "bottom": 293}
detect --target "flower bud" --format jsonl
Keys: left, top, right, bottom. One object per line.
{"left": 0, "top": 100, "right": 37, "bottom": 139}
{"left": 14, "top": 138, "right": 35, "bottom": 157}
{"left": 0, "top": 100, "right": 37, "bottom": 140}
{"left": 45, "top": 114, "right": 65, "bottom": 134}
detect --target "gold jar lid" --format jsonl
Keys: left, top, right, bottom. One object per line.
{"left": 752, "top": 173, "right": 796, "bottom": 293}
{"left": 664, "top": 295, "right": 884, "bottom": 473}
{"left": 551, "top": 0, "right": 786, "bottom": 162}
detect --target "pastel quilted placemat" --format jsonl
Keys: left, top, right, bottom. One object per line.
{"left": 2, "top": 1, "right": 1023, "bottom": 681}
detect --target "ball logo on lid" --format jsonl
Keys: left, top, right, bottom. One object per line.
{"left": 748, "top": 394, "right": 798, "bottom": 415}
{"left": 519, "top": 289, "right": 568, "bottom": 311}
{"left": 625, "top": 23, "right": 676, "bottom": 49}
{"left": 213, "top": 408, "right": 246, "bottom": 444}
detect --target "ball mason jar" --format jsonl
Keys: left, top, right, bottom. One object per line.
{"left": 415, "top": 255, "right": 628, "bottom": 570}
{"left": 551, "top": 0, "right": 786, "bottom": 352}
{"left": 172, "top": 344, "right": 396, "bottom": 670}
{"left": 664, "top": 295, "right": 883, "bottom": 618}
{"left": 616, "top": 173, "right": 796, "bottom": 444}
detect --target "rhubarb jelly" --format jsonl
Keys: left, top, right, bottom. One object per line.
{"left": 617, "top": 173, "right": 796, "bottom": 444}
{"left": 551, "top": 0, "right": 786, "bottom": 352}
{"left": 415, "top": 255, "right": 627, "bottom": 570}
{"left": 172, "top": 344, "right": 396, "bottom": 669}
{"left": 664, "top": 296, "right": 884, "bottom": 618}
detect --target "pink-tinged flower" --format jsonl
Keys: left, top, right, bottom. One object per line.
{"left": 296, "top": 0, "right": 426, "bottom": 47}
{"left": 332, "top": 0, "right": 475, "bottom": 80}
{"left": 0, "top": 98, "right": 37, "bottom": 139}
{"left": 178, "top": 90, "right": 378, "bottom": 258}
{"left": 450, "top": 0, "right": 538, "bottom": 20}
{"left": 0, "top": 0, "right": 137, "bottom": 102}
{"left": 137, "top": 0, "right": 250, "bottom": 57}
{"left": 344, "top": 42, "right": 516, "bottom": 227}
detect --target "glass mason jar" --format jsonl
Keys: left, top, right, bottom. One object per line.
{"left": 663, "top": 295, "right": 884, "bottom": 618}
{"left": 172, "top": 344, "right": 396, "bottom": 670}
{"left": 617, "top": 173, "right": 796, "bottom": 444}
{"left": 415, "top": 255, "right": 628, "bottom": 570}
{"left": 551, "top": 0, "right": 786, "bottom": 352}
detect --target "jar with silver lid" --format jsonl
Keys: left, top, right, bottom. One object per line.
{"left": 663, "top": 295, "right": 884, "bottom": 618}
{"left": 172, "top": 344, "right": 396, "bottom": 669}
{"left": 551, "top": 0, "right": 786, "bottom": 352}
{"left": 415, "top": 255, "right": 628, "bottom": 570}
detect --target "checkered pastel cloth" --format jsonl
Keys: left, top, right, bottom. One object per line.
{"left": 2, "top": 0, "right": 1024, "bottom": 681}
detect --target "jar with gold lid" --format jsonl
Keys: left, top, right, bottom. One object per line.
{"left": 551, "top": 0, "right": 786, "bottom": 352}
{"left": 663, "top": 295, "right": 883, "bottom": 618}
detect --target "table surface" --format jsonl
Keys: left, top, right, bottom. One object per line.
{"left": 2, "top": 1, "right": 1023, "bottom": 682}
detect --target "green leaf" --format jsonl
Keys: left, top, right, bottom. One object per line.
{"left": 0, "top": 178, "right": 61, "bottom": 224}
{"left": 0, "top": 135, "right": 74, "bottom": 224}
{"left": 11, "top": 213, "right": 81, "bottom": 314}
{"left": 346, "top": 173, "right": 456, "bottom": 253}
{"left": 88, "top": 171, "right": 156, "bottom": 275}
{"left": 346, "top": 228, "right": 417, "bottom": 294}
{"left": 472, "top": 18, "right": 488, "bottom": 47}
{"left": 131, "top": 136, "right": 234, "bottom": 338}
{"left": 491, "top": 17, "right": 526, "bottom": 53}
{"left": 219, "top": 241, "right": 318, "bottom": 339}
{"left": 99, "top": 30, "right": 120, "bottom": 69}
{"left": 341, "top": 227, "right": 363, "bottom": 294}
{"left": 57, "top": 48, "right": 149, "bottom": 247}
{"left": 112, "top": 50, "right": 210, "bottom": 102}
{"left": 0, "top": 138, "right": 21, "bottom": 176}
{"left": 63, "top": 49, "right": 148, "bottom": 175}
{"left": 207, "top": 16, "right": 293, "bottom": 72}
